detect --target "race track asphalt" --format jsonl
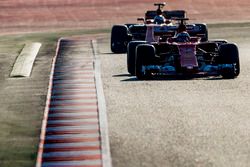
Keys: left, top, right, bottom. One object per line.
{"left": 98, "top": 23, "right": 250, "bottom": 167}
{"left": 0, "top": 23, "right": 249, "bottom": 167}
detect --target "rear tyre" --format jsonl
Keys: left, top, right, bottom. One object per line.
{"left": 111, "top": 25, "right": 131, "bottom": 53}
{"left": 219, "top": 43, "right": 240, "bottom": 79}
{"left": 127, "top": 41, "right": 146, "bottom": 75}
{"left": 135, "top": 44, "right": 156, "bottom": 80}
{"left": 196, "top": 24, "right": 208, "bottom": 42}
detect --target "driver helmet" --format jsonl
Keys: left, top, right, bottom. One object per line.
{"left": 154, "top": 15, "right": 165, "bottom": 24}
{"left": 176, "top": 32, "right": 190, "bottom": 42}
{"left": 154, "top": 9, "right": 165, "bottom": 24}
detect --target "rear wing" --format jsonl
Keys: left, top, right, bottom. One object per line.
{"left": 145, "top": 10, "right": 186, "bottom": 20}
{"left": 164, "top": 10, "right": 186, "bottom": 19}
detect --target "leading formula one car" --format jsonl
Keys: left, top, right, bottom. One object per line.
{"left": 111, "top": 2, "right": 189, "bottom": 53}
{"left": 130, "top": 18, "right": 240, "bottom": 79}
{"left": 127, "top": 18, "right": 209, "bottom": 75}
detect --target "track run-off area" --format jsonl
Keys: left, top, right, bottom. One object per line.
{"left": 97, "top": 23, "right": 250, "bottom": 167}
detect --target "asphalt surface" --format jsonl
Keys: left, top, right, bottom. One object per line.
{"left": 98, "top": 24, "right": 250, "bottom": 167}
{"left": 0, "top": 23, "right": 249, "bottom": 167}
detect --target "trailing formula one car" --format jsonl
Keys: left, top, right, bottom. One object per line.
{"left": 111, "top": 2, "right": 189, "bottom": 53}
{"left": 130, "top": 18, "right": 240, "bottom": 79}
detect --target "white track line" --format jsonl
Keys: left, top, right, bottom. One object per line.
{"left": 92, "top": 40, "right": 112, "bottom": 167}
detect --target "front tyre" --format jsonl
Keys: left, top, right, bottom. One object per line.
{"left": 135, "top": 44, "right": 156, "bottom": 80}
{"left": 127, "top": 41, "right": 146, "bottom": 75}
{"left": 195, "top": 24, "right": 208, "bottom": 42}
{"left": 219, "top": 43, "right": 240, "bottom": 79}
{"left": 111, "top": 25, "right": 131, "bottom": 53}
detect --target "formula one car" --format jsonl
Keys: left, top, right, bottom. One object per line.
{"left": 127, "top": 18, "right": 209, "bottom": 75}
{"left": 111, "top": 2, "right": 189, "bottom": 53}
{"left": 130, "top": 18, "right": 240, "bottom": 79}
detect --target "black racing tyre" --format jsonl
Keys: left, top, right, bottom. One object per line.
{"left": 135, "top": 44, "right": 156, "bottom": 80}
{"left": 127, "top": 41, "right": 147, "bottom": 75}
{"left": 111, "top": 25, "right": 130, "bottom": 53}
{"left": 219, "top": 43, "right": 240, "bottom": 79}
{"left": 195, "top": 24, "right": 208, "bottom": 42}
